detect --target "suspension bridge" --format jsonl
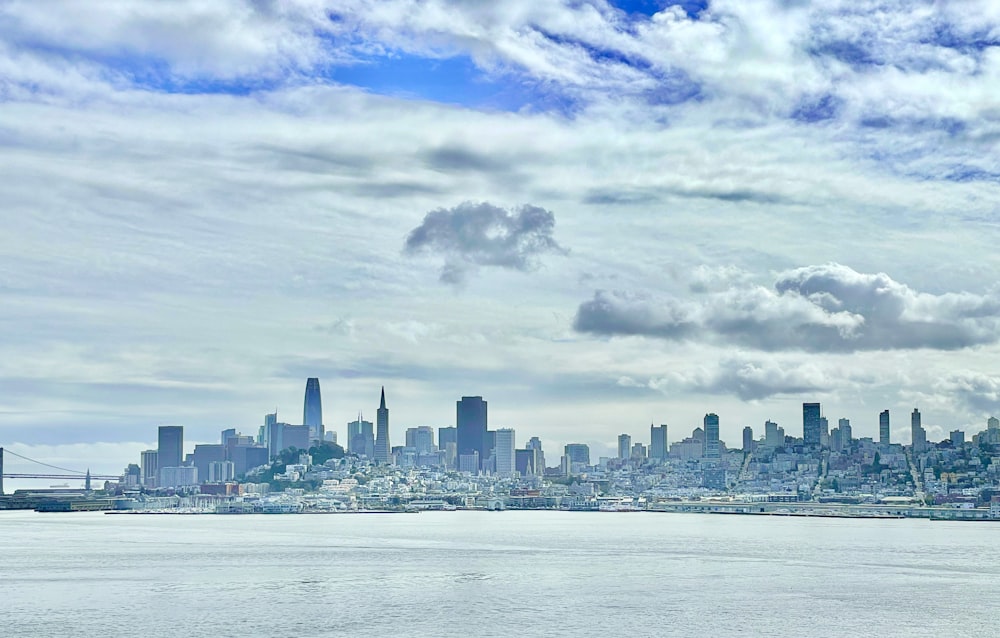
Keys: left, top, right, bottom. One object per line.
{"left": 0, "top": 447, "right": 120, "bottom": 495}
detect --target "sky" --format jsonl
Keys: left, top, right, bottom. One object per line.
{"left": 3, "top": 0, "right": 1000, "bottom": 480}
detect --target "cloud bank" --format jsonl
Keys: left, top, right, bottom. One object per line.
{"left": 404, "top": 201, "right": 565, "bottom": 284}
{"left": 575, "top": 263, "right": 1000, "bottom": 352}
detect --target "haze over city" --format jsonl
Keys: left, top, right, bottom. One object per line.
{"left": 3, "top": 0, "right": 1000, "bottom": 477}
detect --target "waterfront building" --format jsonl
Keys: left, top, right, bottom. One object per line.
{"left": 160, "top": 466, "right": 198, "bottom": 489}
{"left": 494, "top": 428, "right": 516, "bottom": 476}
{"left": 802, "top": 403, "right": 821, "bottom": 447}
{"left": 880, "top": 410, "right": 890, "bottom": 445}
{"left": 650, "top": 424, "right": 668, "bottom": 460}
{"left": 703, "top": 414, "right": 720, "bottom": 460}
{"left": 457, "top": 396, "right": 487, "bottom": 471}
{"left": 617, "top": 434, "right": 632, "bottom": 460}
{"left": 303, "top": 378, "right": 324, "bottom": 444}
{"left": 375, "top": 387, "right": 391, "bottom": 464}
{"left": 157, "top": 426, "right": 183, "bottom": 472}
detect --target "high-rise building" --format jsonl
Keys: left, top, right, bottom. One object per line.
{"left": 515, "top": 448, "right": 541, "bottom": 476}
{"left": 742, "top": 426, "right": 753, "bottom": 452}
{"left": 438, "top": 427, "right": 457, "bottom": 449}
{"left": 703, "top": 414, "right": 720, "bottom": 459}
{"left": 526, "top": 437, "right": 545, "bottom": 470}
{"left": 494, "top": 428, "right": 516, "bottom": 476}
{"left": 911, "top": 408, "right": 926, "bottom": 453}
{"left": 764, "top": 420, "right": 783, "bottom": 448}
{"left": 951, "top": 429, "right": 966, "bottom": 446}
{"left": 405, "top": 426, "right": 435, "bottom": 455}
{"left": 281, "top": 424, "right": 311, "bottom": 454}
{"left": 221, "top": 428, "right": 237, "bottom": 446}
{"left": 819, "top": 416, "right": 829, "bottom": 447}
{"left": 191, "top": 444, "right": 226, "bottom": 485}
{"left": 263, "top": 412, "right": 278, "bottom": 448}
{"left": 303, "top": 378, "right": 324, "bottom": 444}
{"left": 631, "top": 442, "right": 647, "bottom": 460}
{"left": 617, "top": 434, "right": 632, "bottom": 459}
{"left": 348, "top": 414, "right": 375, "bottom": 458}
{"left": 838, "top": 418, "right": 852, "bottom": 444}
{"left": 989, "top": 416, "right": 999, "bottom": 431}
{"left": 457, "top": 396, "right": 487, "bottom": 471}
{"left": 140, "top": 449, "right": 158, "bottom": 488}
{"left": 375, "top": 387, "right": 391, "bottom": 464}
{"left": 564, "top": 443, "right": 590, "bottom": 465}
{"left": 802, "top": 403, "right": 821, "bottom": 447}
{"left": 157, "top": 426, "right": 183, "bottom": 471}
{"left": 879, "top": 410, "right": 890, "bottom": 445}
{"left": 650, "top": 424, "right": 668, "bottom": 460}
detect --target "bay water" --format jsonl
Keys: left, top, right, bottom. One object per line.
{"left": 1, "top": 510, "right": 997, "bottom": 637}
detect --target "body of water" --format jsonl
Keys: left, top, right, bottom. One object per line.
{"left": 1, "top": 510, "right": 996, "bottom": 637}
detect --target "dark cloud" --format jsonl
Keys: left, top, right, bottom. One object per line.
{"left": 403, "top": 201, "right": 566, "bottom": 284}
{"left": 575, "top": 262, "right": 1000, "bottom": 352}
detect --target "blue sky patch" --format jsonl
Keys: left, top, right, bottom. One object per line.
{"left": 611, "top": 0, "right": 708, "bottom": 19}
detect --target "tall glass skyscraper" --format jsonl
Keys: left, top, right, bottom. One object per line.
{"left": 703, "top": 414, "right": 720, "bottom": 459}
{"left": 457, "top": 396, "right": 487, "bottom": 471}
{"left": 303, "top": 378, "right": 323, "bottom": 444}
{"left": 802, "top": 403, "right": 821, "bottom": 447}
{"left": 157, "top": 425, "right": 183, "bottom": 470}
{"left": 879, "top": 409, "right": 891, "bottom": 445}
{"left": 374, "top": 387, "right": 390, "bottom": 463}
{"left": 650, "top": 424, "right": 668, "bottom": 460}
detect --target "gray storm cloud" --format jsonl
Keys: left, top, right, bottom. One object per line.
{"left": 404, "top": 201, "right": 565, "bottom": 284}
{"left": 575, "top": 263, "right": 1000, "bottom": 352}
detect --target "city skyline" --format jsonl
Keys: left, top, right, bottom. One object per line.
{"left": 6, "top": 374, "right": 989, "bottom": 487}
{"left": 4, "top": 2, "right": 1000, "bottom": 480}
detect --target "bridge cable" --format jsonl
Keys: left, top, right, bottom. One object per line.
{"left": 2, "top": 448, "right": 88, "bottom": 474}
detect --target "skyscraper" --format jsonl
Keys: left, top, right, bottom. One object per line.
{"left": 650, "top": 424, "right": 668, "bottom": 460}
{"left": 526, "top": 436, "right": 545, "bottom": 470}
{"left": 563, "top": 443, "right": 590, "bottom": 465}
{"left": 703, "top": 414, "right": 720, "bottom": 459}
{"left": 742, "top": 426, "right": 753, "bottom": 452}
{"left": 457, "top": 396, "right": 487, "bottom": 471}
{"left": 879, "top": 410, "right": 890, "bottom": 445}
{"left": 802, "top": 403, "right": 821, "bottom": 447}
{"left": 911, "top": 408, "right": 926, "bottom": 453}
{"left": 347, "top": 414, "right": 374, "bottom": 458}
{"left": 494, "top": 428, "right": 516, "bottom": 476}
{"left": 140, "top": 449, "right": 158, "bottom": 488}
{"left": 157, "top": 425, "right": 183, "bottom": 470}
{"left": 303, "top": 378, "right": 324, "bottom": 444}
{"left": 618, "top": 434, "right": 632, "bottom": 459}
{"left": 375, "top": 387, "right": 390, "bottom": 464}
{"left": 405, "top": 426, "right": 435, "bottom": 455}
{"left": 838, "top": 418, "right": 852, "bottom": 444}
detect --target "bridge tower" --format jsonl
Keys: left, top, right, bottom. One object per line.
{"left": 85, "top": 469, "right": 91, "bottom": 492}
{"left": 0, "top": 447, "right": 4, "bottom": 496}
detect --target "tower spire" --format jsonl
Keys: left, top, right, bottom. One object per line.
{"left": 380, "top": 386, "right": 386, "bottom": 409}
